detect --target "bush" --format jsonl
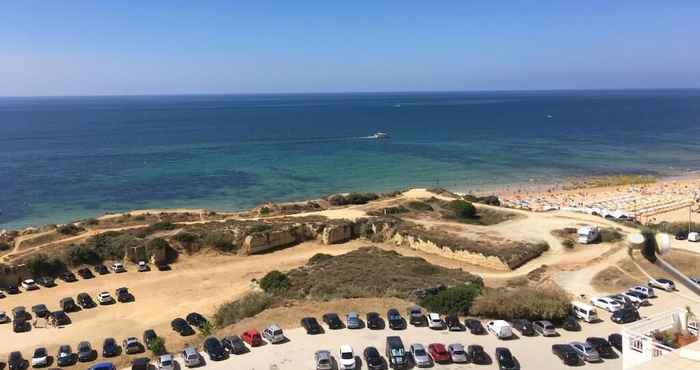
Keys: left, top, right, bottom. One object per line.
{"left": 260, "top": 270, "right": 290, "bottom": 293}
{"left": 213, "top": 292, "right": 273, "bottom": 328}
{"left": 419, "top": 284, "right": 482, "bottom": 315}
{"left": 447, "top": 200, "right": 477, "bottom": 219}
{"left": 198, "top": 321, "right": 216, "bottom": 338}
{"left": 203, "top": 231, "right": 235, "bottom": 252}
{"left": 26, "top": 253, "right": 67, "bottom": 276}
{"left": 83, "top": 231, "right": 140, "bottom": 261}
{"left": 57, "top": 224, "right": 83, "bottom": 235}
{"left": 82, "top": 218, "right": 99, "bottom": 226}
{"left": 173, "top": 231, "right": 198, "bottom": 244}
{"left": 0, "top": 241, "right": 10, "bottom": 251}
{"left": 562, "top": 239, "right": 575, "bottom": 249}
{"left": 148, "top": 337, "right": 166, "bottom": 355}
{"left": 405, "top": 201, "right": 434, "bottom": 212}
{"left": 600, "top": 228, "right": 624, "bottom": 243}
{"left": 308, "top": 253, "right": 333, "bottom": 264}
{"left": 470, "top": 287, "right": 571, "bottom": 321}
{"left": 327, "top": 192, "right": 379, "bottom": 206}
{"left": 63, "top": 245, "right": 102, "bottom": 266}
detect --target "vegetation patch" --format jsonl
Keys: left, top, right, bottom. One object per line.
{"left": 327, "top": 192, "right": 380, "bottom": 206}
{"left": 462, "top": 194, "right": 501, "bottom": 206}
{"left": 419, "top": 284, "right": 482, "bottom": 315}
{"left": 470, "top": 287, "right": 571, "bottom": 321}
{"left": 57, "top": 224, "right": 84, "bottom": 235}
{"left": 213, "top": 292, "right": 274, "bottom": 328}
{"left": 551, "top": 227, "right": 624, "bottom": 247}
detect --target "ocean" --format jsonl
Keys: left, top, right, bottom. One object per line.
{"left": 1, "top": 90, "right": 700, "bottom": 229}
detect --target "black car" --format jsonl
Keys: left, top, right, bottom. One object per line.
{"left": 56, "top": 345, "right": 75, "bottom": 367}
{"left": 386, "top": 308, "right": 404, "bottom": 330}
{"left": 36, "top": 277, "right": 56, "bottom": 288}
{"left": 468, "top": 345, "right": 491, "bottom": 365}
{"left": 551, "top": 344, "right": 580, "bottom": 366}
{"left": 77, "top": 293, "right": 96, "bottom": 308}
{"left": 203, "top": 337, "right": 227, "bottom": 361}
{"left": 142, "top": 329, "right": 158, "bottom": 347}
{"left": 366, "top": 312, "right": 383, "bottom": 330}
{"left": 60, "top": 297, "right": 80, "bottom": 313}
{"left": 511, "top": 319, "right": 536, "bottom": 336}
{"left": 171, "top": 318, "right": 195, "bottom": 336}
{"left": 608, "top": 333, "right": 623, "bottom": 352}
{"left": 31, "top": 304, "right": 50, "bottom": 319}
{"left": 156, "top": 263, "right": 171, "bottom": 271}
{"left": 60, "top": 271, "right": 77, "bottom": 283}
{"left": 676, "top": 231, "right": 688, "bottom": 240}
{"left": 13, "top": 318, "right": 30, "bottom": 333}
{"left": 322, "top": 313, "right": 344, "bottom": 329}
{"left": 102, "top": 338, "right": 120, "bottom": 357}
{"left": 116, "top": 287, "right": 134, "bottom": 303}
{"left": 8, "top": 351, "right": 26, "bottom": 370}
{"left": 587, "top": 337, "right": 617, "bottom": 359}
{"left": 465, "top": 319, "right": 486, "bottom": 335}
{"left": 222, "top": 335, "right": 247, "bottom": 354}
{"left": 186, "top": 312, "right": 207, "bottom": 328}
{"left": 5, "top": 286, "right": 21, "bottom": 295}
{"left": 446, "top": 315, "right": 465, "bottom": 331}
{"left": 611, "top": 307, "right": 641, "bottom": 324}
{"left": 77, "top": 268, "right": 94, "bottom": 279}
{"left": 77, "top": 341, "right": 94, "bottom": 362}
{"left": 94, "top": 264, "right": 109, "bottom": 275}
{"left": 50, "top": 311, "right": 71, "bottom": 326}
{"left": 495, "top": 347, "right": 518, "bottom": 370}
{"left": 300, "top": 317, "right": 324, "bottom": 334}
{"left": 363, "top": 346, "right": 384, "bottom": 370}
{"left": 12, "top": 306, "right": 30, "bottom": 320}
{"left": 562, "top": 315, "right": 581, "bottom": 331}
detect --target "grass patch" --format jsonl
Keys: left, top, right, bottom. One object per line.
{"left": 213, "top": 292, "right": 274, "bottom": 328}
{"left": 470, "top": 287, "right": 571, "bottom": 321}
{"left": 419, "top": 284, "right": 482, "bottom": 315}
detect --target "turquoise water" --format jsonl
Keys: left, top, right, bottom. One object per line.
{"left": 1, "top": 90, "right": 700, "bottom": 228}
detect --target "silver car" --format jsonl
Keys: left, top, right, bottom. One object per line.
{"left": 447, "top": 343, "right": 468, "bottom": 363}
{"left": 314, "top": 350, "right": 333, "bottom": 370}
{"left": 346, "top": 312, "right": 362, "bottom": 329}
{"left": 181, "top": 345, "right": 201, "bottom": 368}
{"left": 410, "top": 343, "right": 432, "bottom": 367}
{"left": 533, "top": 320, "right": 558, "bottom": 337}
{"left": 570, "top": 341, "right": 600, "bottom": 362}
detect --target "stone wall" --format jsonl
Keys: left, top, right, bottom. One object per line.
{"left": 240, "top": 224, "right": 312, "bottom": 255}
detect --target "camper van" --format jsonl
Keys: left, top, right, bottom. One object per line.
{"left": 577, "top": 226, "right": 601, "bottom": 244}
{"left": 572, "top": 301, "right": 599, "bottom": 323}
{"left": 485, "top": 320, "right": 513, "bottom": 339}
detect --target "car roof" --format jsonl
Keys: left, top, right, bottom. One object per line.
{"left": 160, "top": 354, "right": 173, "bottom": 360}
{"left": 449, "top": 343, "right": 464, "bottom": 350}
{"left": 267, "top": 324, "right": 281, "bottom": 330}
{"left": 411, "top": 343, "right": 425, "bottom": 349}
{"left": 316, "top": 350, "right": 331, "bottom": 358}
{"left": 340, "top": 345, "right": 353, "bottom": 352}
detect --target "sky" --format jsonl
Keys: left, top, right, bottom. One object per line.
{"left": 1, "top": 1, "right": 699, "bottom": 96}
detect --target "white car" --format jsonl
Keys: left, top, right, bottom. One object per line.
{"left": 97, "top": 292, "right": 115, "bottom": 304}
{"left": 591, "top": 297, "right": 622, "bottom": 312}
{"left": 338, "top": 345, "right": 356, "bottom": 370}
{"left": 138, "top": 261, "right": 149, "bottom": 272}
{"left": 427, "top": 313, "right": 444, "bottom": 329}
{"left": 21, "top": 279, "right": 39, "bottom": 291}
{"left": 157, "top": 354, "right": 175, "bottom": 370}
{"left": 629, "top": 285, "right": 656, "bottom": 298}
{"left": 621, "top": 291, "right": 649, "bottom": 306}
{"left": 410, "top": 343, "right": 432, "bottom": 367}
{"left": 688, "top": 232, "right": 700, "bottom": 242}
{"left": 112, "top": 262, "right": 126, "bottom": 273}
{"left": 486, "top": 320, "right": 513, "bottom": 339}
{"left": 31, "top": 347, "right": 49, "bottom": 367}
{"left": 262, "top": 324, "right": 286, "bottom": 344}
{"left": 648, "top": 278, "right": 675, "bottom": 292}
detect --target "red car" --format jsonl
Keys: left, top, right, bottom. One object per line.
{"left": 241, "top": 329, "right": 263, "bottom": 347}
{"left": 428, "top": 343, "right": 450, "bottom": 364}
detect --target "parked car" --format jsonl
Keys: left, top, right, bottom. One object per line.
{"left": 569, "top": 341, "right": 600, "bottom": 362}
{"left": 180, "top": 346, "right": 201, "bottom": 368}
{"left": 338, "top": 345, "right": 356, "bottom": 370}
{"left": 386, "top": 336, "right": 408, "bottom": 369}
{"left": 122, "top": 337, "right": 143, "bottom": 355}
{"left": 21, "top": 279, "right": 39, "bottom": 291}
{"left": 31, "top": 304, "right": 49, "bottom": 319}
{"left": 622, "top": 291, "right": 649, "bottom": 306}
{"left": 131, "top": 358, "right": 149, "bottom": 370}
{"left": 203, "top": 336, "right": 227, "bottom": 361}
{"left": 12, "top": 306, "right": 30, "bottom": 320}
{"left": 8, "top": 351, "right": 26, "bottom": 370}
{"left": 116, "top": 287, "right": 134, "bottom": 303}
{"left": 362, "top": 346, "right": 384, "bottom": 370}
{"left": 5, "top": 285, "right": 21, "bottom": 294}
{"left": 143, "top": 329, "right": 157, "bottom": 348}
{"left": 102, "top": 338, "right": 120, "bottom": 357}
{"left": 171, "top": 318, "right": 195, "bottom": 336}
{"left": 511, "top": 319, "right": 536, "bottom": 336}
{"left": 551, "top": 344, "right": 580, "bottom": 366}
{"left": 94, "top": 264, "right": 109, "bottom": 275}
{"left": 447, "top": 343, "right": 468, "bottom": 363}
{"left": 185, "top": 312, "right": 207, "bottom": 328}
{"left": 77, "top": 268, "right": 94, "bottom": 279}
{"left": 629, "top": 285, "right": 656, "bottom": 298}
{"left": 608, "top": 333, "right": 623, "bottom": 352}
{"left": 533, "top": 320, "right": 557, "bottom": 337}
{"left": 648, "top": 278, "right": 675, "bottom": 292}
{"left": 465, "top": 319, "right": 486, "bottom": 334}
{"left": 446, "top": 315, "right": 465, "bottom": 331}
{"left": 31, "top": 347, "right": 49, "bottom": 368}
{"left": 346, "top": 312, "right": 362, "bottom": 329}
{"left": 157, "top": 354, "right": 174, "bottom": 370}
{"left": 13, "top": 317, "right": 30, "bottom": 333}
{"left": 689, "top": 232, "right": 700, "bottom": 242}
{"left": 486, "top": 320, "right": 513, "bottom": 339}
{"left": 301, "top": 317, "right": 324, "bottom": 334}
{"left": 137, "top": 261, "right": 150, "bottom": 272}
{"left": 611, "top": 307, "right": 641, "bottom": 324}
{"left": 97, "top": 292, "right": 115, "bottom": 305}
{"left": 0, "top": 290, "right": 5, "bottom": 299}
{"left": 56, "top": 345, "right": 75, "bottom": 367}
{"left": 427, "top": 313, "right": 444, "bottom": 330}
{"left": 494, "top": 347, "right": 518, "bottom": 370}
{"left": 156, "top": 263, "right": 171, "bottom": 271}
{"left": 366, "top": 312, "right": 383, "bottom": 329}
{"left": 36, "top": 277, "right": 56, "bottom": 288}
{"left": 77, "top": 293, "right": 96, "bottom": 308}
{"left": 50, "top": 311, "right": 71, "bottom": 326}
{"left": 572, "top": 301, "right": 599, "bottom": 322}
{"left": 77, "top": 341, "right": 94, "bottom": 362}
{"left": 591, "top": 297, "right": 623, "bottom": 312}
{"left": 428, "top": 343, "right": 450, "bottom": 364}
{"left": 60, "top": 271, "right": 77, "bottom": 282}
{"left": 387, "top": 308, "right": 404, "bottom": 330}
{"left": 314, "top": 350, "right": 333, "bottom": 370}
{"left": 410, "top": 343, "right": 432, "bottom": 367}
{"left": 222, "top": 335, "right": 247, "bottom": 354}
{"left": 407, "top": 306, "right": 426, "bottom": 326}
{"left": 587, "top": 337, "right": 617, "bottom": 359}
{"left": 241, "top": 329, "right": 263, "bottom": 347}
{"left": 468, "top": 345, "right": 490, "bottom": 365}
{"left": 111, "top": 262, "right": 126, "bottom": 273}
{"left": 676, "top": 230, "right": 688, "bottom": 240}
{"left": 0, "top": 311, "right": 10, "bottom": 323}
{"left": 322, "top": 312, "right": 343, "bottom": 329}
{"left": 60, "top": 297, "right": 80, "bottom": 312}
{"left": 562, "top": 315, "right": 582, "bottom": 331}
{"left": 262, "top": 324, "right": 286, "bottom": 344}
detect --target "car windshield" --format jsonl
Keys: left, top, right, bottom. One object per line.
{"left": 414, "top": 348, "right": 426, "bottom": 356}
{"left": 273, "top": 329, "right": 283, "bottom": 335}
{"left": 341, "top": 352, "right": 353, "bottom": 359}
{"left": 453, "top": 349, "right": 465, "bottom": 355}
{"left": 35, "top": 349, "right": 47, "bottom": 357}
{"left": 391, "top": 348, "right": 404, "bottom": 356}
{"left": 161, "top": 360, "right": 172, "bottom": 366}
{"left": 318, "top": 359, "right": 330, "bottom": 364}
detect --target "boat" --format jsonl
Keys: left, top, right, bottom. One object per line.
{"left": 370, "top": 132, "right": 389, "bottom": 139}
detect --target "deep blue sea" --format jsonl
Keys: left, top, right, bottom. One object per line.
{"left": 2, "top": 90, "right": 700, "bottom": 228}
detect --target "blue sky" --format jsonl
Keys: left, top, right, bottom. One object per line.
{"left": 2, "top": 1, "right": 699, "bottom": 96}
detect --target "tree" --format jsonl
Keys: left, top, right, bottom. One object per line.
{"left": 447, "top": 200, "right": 477, "bottom": 219}
{"left": 260, "top": 270, "right": 290, "bottom": 293}
{"left": 148, "top": 337, "right": 166, "bottom": 355}
{"left": 419, "top": 284, "right": 482, "bottom": 315}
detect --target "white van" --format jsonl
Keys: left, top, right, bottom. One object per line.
{"left": 688, "top": 232, "right": 700, "bottom": 242}
{"left": 572, "top": 301, "right": 599, "bottom": 323}
{"left": 486, "top": 320, "right": 513, "bottom": 339}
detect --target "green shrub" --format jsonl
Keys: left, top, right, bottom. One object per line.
{"left": 63, "top": 245, "right": 102, "bottom": 266}
{"left": 259, "top": 207, "right": 271, "bottom": 215}
{"left": 260, "top": 270, "right": 290, "bottom": 292}
{"left": 57, "top": 224, "right": 83, "bottom": 235}
{"left": 213, "top": 292, "right": 273, "bottom": 327}
{"left": 151, "top": 221, "right": 176, "bottom": 231}
{"left": 470, "top": 287, "right": 571, "bottom": 321}
{"left": 419, "top": 284, "right": 482, "bottom": 315}
{"left": 308, "top": 253, "right": 333, "bottom": 264}
{"left": 600, "top": 228, "right": 624, "bottom": 243}
{"left": 203, "top": 231, "right": 235, "bottom": 252}
{"left": 82, "top": 218, "right": 99, "bottom": 226}
{"left": 0, "top": 241, "right": 10, "bottom": 251}
{"left": 173, "top": 231, "right": 198, "bottom": 244}
{"left": 198, "top": 321, "right": 216, "bottom": 338}
{"left": 83, "top": 231, "right": 139, "bottom": 261}
{"left": 147, "top": 337, "right": 166, "bottom": 355}
{"left": 405, "top": 201, "right": 434, "bottom": 212}
{"left": 26, "top": 253, "right": 67, "bottom": 276}
{"left": 447, "top": 200, "right": 477, "bottom": 219}
{"left": 327, "top": 192, "right": 379, "bottom": 206}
